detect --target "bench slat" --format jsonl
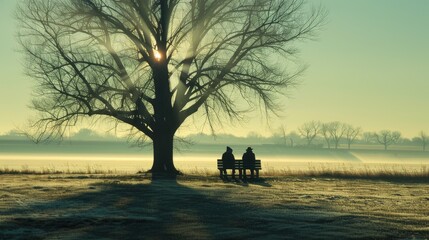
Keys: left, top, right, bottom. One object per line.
{"left": 217, "top": 159, "right": 262, "bottom": 170}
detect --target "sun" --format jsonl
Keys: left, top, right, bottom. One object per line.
{"left": 153, "top": 49, "right": 162, "bottom": 61}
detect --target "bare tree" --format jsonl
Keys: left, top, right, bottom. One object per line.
{"left": 288, "top": 131, "right": 300, "bottom": 147}
{"left": 298, "top": 121, "right": 320, "bottom": 146}
{"left": 344, "top": 124, "right": 361, "bottom": 150}
{"left": 328, "top": 121, "right": 347, "bottom": 149}
{"left": 374, "top": 130, "right": 401, "bottom": 150}
{"left": 420, "top": 131, "right": 428, "bottom": 151}
{"left": 319, "top": 122, "right": 332, "bottom": 149}
{"left": 414, "top": 131, "right": 428, "bottom": 151}
{"left": 280, "top": 125, "right": 287, "bottom": 145}
{"left": 18, "top": 0, "right": 325, "bottom": 175}
{"left": 271, "top": 125, "right": 290, "bottom": 145}
{"left": 318, "top": 121, "right": 346, "bottom": 149}
{"left": 362, "top": 132, "right": 375, "bottom": 144}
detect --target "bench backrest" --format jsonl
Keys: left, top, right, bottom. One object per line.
{"left": 217, "top": 159, "right": 262, "bottom": 169}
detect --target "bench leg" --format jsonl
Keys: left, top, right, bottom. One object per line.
{"left": 255, "top": 170, "right": 259, "bottom": 178}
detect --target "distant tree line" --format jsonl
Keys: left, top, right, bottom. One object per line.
{"left": 189, "top": 124, "right": 428, "bottom": 152}
{"left": 296, "top": 121, "right": 361, "bottom": 149}
{"left": 289, "top": 121, "right": 428, "bottom": 151}
{"left": 3, "top": 125, "right": 427, "bottom": 152}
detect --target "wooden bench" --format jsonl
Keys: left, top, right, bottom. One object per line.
{"left": 217, "top": 159, "right": 262, "bottom": 179}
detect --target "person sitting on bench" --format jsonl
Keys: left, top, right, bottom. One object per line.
{"left": 242, "top": 147, "right": 256, "bottom": 178}
{"left": 222, "top": 146, "right": 235, "bottom": 178}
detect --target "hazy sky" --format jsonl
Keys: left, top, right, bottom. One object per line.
{"left": 0, "top": 0, "right": 428, "bottom": 138}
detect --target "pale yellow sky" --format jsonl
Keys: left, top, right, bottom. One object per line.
{"left": 1, "top": 0, "right": 429, "bottom": 138}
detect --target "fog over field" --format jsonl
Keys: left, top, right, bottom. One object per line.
{"left": 1, "top": 135, "right": 428, "bottom": 174}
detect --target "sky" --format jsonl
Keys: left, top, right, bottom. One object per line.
{"left": 0, "top": 0, "right": 428, "bottom": 138}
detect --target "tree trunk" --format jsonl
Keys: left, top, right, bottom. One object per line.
{"left": 150, "top": 45, "right": 180, "bottom": 177}
{"left": 150, "top": 131, "right": 180, "bottom": 176}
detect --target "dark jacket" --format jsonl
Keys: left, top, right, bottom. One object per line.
{"left": 222, "top": 151, "right": 235, "bottom": 168}
{"left": 242, "top": 151, "right": 255, "bottom": 167}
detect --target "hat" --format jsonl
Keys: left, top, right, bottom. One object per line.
{"left": 246, "top": 147, "right": 253, "bottom": 151}
{"left": 227, "top": 146, "right": 232, "bottom": 151}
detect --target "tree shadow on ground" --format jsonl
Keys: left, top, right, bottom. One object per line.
{"left": 0, "top": 177, "right": 422, "bottom": 240}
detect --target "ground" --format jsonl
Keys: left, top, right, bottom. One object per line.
{"left": 0, "top": 174, "right": 428, "bottom": 239}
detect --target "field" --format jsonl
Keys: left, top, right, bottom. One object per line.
{"left": 1, "top": 141, "right": 429, "bottom": 239}
{"left": 0, "top": 173, "right": 428, "bottom": 240}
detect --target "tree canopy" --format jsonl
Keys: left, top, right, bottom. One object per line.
{"left": 18, "top": 0, "right": 325, "bottom": 174}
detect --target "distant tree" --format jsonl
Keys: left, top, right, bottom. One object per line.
{"left": 344, "top": 124, "right": 361, "bottom": 149}
{"left": 362, "top": 132, "right": 375, "bottom": 144}
{"left": 272, "top": 125, "right": 298, "bottom": 146}
{"left": 319, "top": 122, "right": 332, "bottom": 149}
{"left": 374, "top": 130, "right": 401, "bottom": 150}
{"left": 288, "top": 131, "right": 300, "bottom": 147}
{"left": 413, "top": 131, "right": 428, "bottom": 151}
{"left": 298, "top": 121, "right": 320, "bottom": 146}
{"left": 247, "top": 131, "right": 261, "bottom": 139}
{"left": 279, "top": 125, "right": 288, "bottom": 145}
{"left": 0, "top": 130, "right": 27, "bottom": 140}
{"left": 400, "top": 137, "right": 412, "bottom": 145}
{"left": 328, "top": 121, "right": 347, "bottom": 149}
{"left": 72, "top": 128, "right": 102, "bottom": 140}
{"left": 18, "top": 0, "right": 325, "bottom": 175}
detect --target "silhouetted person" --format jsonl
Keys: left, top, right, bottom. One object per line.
{"left": 242, "top": 147, "right": 256, "bottom": 178}
{"left": 222, "top": 146, "right": 235, "bottom": 178}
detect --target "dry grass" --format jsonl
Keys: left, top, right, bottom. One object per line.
{"left": 262, "top": 163, "right": 429, "bottom": 180}
{"left": 1, "top": 164, "right": 429, "bottom": 181}
{"left": 183, "top": 164, "right": 429, "bottom": 180}
{"left": 182, "top": 164, "right": 429, "bottom": 180}
{"left": 0, "top": 165, "right": 121, "bottom": 175}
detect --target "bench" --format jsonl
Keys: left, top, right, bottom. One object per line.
{"left": 217, "top": 159, "right": 262, "bottom": 179}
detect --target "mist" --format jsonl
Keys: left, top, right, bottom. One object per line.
{"left": 1, "top": 135, "right": 428, "bottom": 174}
